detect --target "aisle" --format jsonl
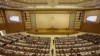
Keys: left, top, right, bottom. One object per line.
{"left": 50, "top": 37, "right": 56, "bottom": 56}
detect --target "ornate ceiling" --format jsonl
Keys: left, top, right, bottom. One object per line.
{"left": 0, "top": 0, "right": 100, "bottom": 10}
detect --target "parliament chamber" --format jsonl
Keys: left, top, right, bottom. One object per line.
{"left": 0, "top": 0, "right": 100, "bottom": 56}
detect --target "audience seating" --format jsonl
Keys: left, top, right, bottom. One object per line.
{"left": 78, "top": 34, "right": 100, "bottom": 45}
{"left": 0, "top": 33, "right": 100, "bottom": 56}
{"left": 54, "top": 34, "right": 100, "bottom": 56}
{"left": 0, "top": 33, "right": 50, "bottom": 56}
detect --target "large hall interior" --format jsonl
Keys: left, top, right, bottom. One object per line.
{"left": 0, "top": 0, "right": 100, "bottom": 56}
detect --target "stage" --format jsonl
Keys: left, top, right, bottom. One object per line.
{"left": 28, "top": 29, "right": 78, "bottom": 35}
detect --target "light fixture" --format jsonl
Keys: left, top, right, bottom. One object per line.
{"left": 47, "top": 0, "right": 59, "bottom": 7}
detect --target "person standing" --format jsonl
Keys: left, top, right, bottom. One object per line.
{"left": 51, "top": 48, "right": 54, "bottom": 56}
{"left": 53, "top": 40, "right": 54, "bottom": 45}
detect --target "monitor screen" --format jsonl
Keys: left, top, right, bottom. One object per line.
{"left": 10, "top": 16, "right": 20, "bottom": 22}
{"left": 0, "top": 31, "right": 4, "bottom": 36}
{"left": 86, "top": 16, "right": 97, "bottom": 22}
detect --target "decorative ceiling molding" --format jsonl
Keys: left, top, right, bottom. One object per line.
{"left": 0, "top": 0, "right": 99, "bottom": 10}
{"left": 47, "top": 0, "right": 59, "bottom": 7}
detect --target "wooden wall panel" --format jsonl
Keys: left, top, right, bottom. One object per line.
{"left": 5, "top": 10, "right": 25, "bottom": 33}
{"left": 0, "top": 10, "right": 6, "bottom": 30}
{"left": 81, "top": 23, "right": 99, "bottom": 32}
{"left": 0, "top": 24, "right": 6, "bottom": 30}
{"left": 81, "top": 10, "right": 100, "bottom": 34}
{"left": 7, "top": 23, "right": 25, "bottom": 33}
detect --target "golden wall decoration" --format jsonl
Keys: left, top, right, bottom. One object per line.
{"left": 51, "top": 16, "right": 54, "bottom": 20}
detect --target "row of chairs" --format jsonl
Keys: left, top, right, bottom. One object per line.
{"left": 78, "top": 34, "right": 100, "bottom": 45}
{"left": 54, "top": 34, "right": 100, "bottom": 56}
{"left": 0, "top": 33, "right": 51, "bottom": 56}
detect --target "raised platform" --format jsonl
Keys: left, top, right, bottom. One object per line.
{"left": 28, "top": 29, "right": 78, "bottom": 35}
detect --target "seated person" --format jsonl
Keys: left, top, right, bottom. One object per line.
{"left": 2, "top": 43, "right": 7, "bottom": 47}
{"left": 76, "top": 53, "right": 82, "bottom": 56}
{"left": 69, "top": 53, "right": 74, "bottom": 56}
{"left": 27, "top": 35, "right": 31, "bottom": 37}
{"left": 91, "top": 51, "right": 96, "bottom": 56}
{"left": 0, "top": 33, "right": 1, "bottom": 36}
{"left": 31, "top": 54, "right": 37, "bottom": 56}
{"left": 69, "top": 54, "right": 74, "bottom": 56}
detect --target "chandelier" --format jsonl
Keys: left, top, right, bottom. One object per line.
{"left": 47, "top": 0, "right": 59, "bottom": 7}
